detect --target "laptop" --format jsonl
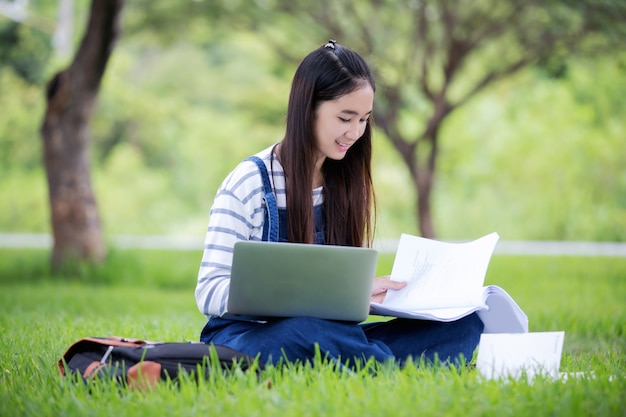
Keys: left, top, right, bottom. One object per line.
{"left": 226, "top": 240, "right": 378, "bottom": 322}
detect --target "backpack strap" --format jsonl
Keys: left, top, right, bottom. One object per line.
{"left": 245, "top": 156, "right": 279, "bottom": 242}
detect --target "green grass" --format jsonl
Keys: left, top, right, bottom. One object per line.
{"left": 1, "top": 250, "right": 625, "bottom": 417}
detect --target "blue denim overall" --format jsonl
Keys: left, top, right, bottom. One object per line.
{"left": 200, "top": 156, "right": 483, "bottom": 366}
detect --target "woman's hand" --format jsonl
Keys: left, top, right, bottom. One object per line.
{"left": 370, "top": 275, "right": 406, "bottom": 304}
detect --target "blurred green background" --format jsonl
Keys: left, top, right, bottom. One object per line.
{"left": 1, "top": 0, "right": 625, "bottom": 243}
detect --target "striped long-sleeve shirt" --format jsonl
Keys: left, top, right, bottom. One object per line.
{"left": 195, "top": 145, "right": 324, "bottom": 318}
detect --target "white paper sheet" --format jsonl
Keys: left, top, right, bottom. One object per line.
{"left": 476, "top": 331, "right": 565, "bottom": 380}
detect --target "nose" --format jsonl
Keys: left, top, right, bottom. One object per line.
{"left": 345, "top": 122, "right": 361, "bottom": 140}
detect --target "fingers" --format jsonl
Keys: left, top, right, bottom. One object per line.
{"left": 371, "top": 276, "right": 406, "bottom": 301}
{"left": 386, "top": 280, "right": 407, "bottom": 290}
{"left": 377, "top": 276, "right": 407, "bottom": 291}
{"left": 370, "top": 293, "right": 386, "bottom": 304}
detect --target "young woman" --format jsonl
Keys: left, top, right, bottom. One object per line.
{"left": 195, "top": 40, "right": 483, "bottom": 366}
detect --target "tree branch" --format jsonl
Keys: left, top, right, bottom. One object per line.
{"left": 70, "top": 0, "right": 124, "bottom": 95}
{"left": 456, "top": 58, "right": 530, "bottom": 109}
{"left": 417, "top": 4, "right": 434, "bottom": 101}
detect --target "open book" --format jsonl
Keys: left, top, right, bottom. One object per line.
{"left": 370, "top": 233, "right": 528, "bottom": 334}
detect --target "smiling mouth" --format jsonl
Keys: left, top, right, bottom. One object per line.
{"left": 336, "top": 140, "right": 352, "bottom": 149}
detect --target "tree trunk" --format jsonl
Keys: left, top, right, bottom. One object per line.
{"left": 414, "top": 97, "right": 448, "bottom": 239}
{"left": 415, "top": 164, "right": 435, "bottom": 239}
{"left": 40, "top": 0, "right": 124, "bottom": 269}
{"left": 402, "top": 133, "right": 437, "bottom": 239}
{"left": 388, "top": 96, "right": 447, "bottom": 239}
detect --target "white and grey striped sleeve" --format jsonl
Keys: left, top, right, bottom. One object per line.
{"left": 195, "top": 160, "right": 267, "bottom": 317}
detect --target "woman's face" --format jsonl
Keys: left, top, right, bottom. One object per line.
{"left": 313, "top": 84, "right": 374, "bottom": 163}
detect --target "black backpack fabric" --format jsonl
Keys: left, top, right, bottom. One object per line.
{"left": 58, "top": 336, "right": 262, "bottom": 389}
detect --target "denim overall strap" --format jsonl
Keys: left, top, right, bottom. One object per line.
{"left": 246, "top": 156, "right": 279, "bottom": 242}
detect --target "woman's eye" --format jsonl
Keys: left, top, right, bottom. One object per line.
{"left": 339, "top": 117, "right": 369, "bottom": 123}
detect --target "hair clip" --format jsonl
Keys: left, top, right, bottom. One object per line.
{"left": 324, "top": 39, "right": 337, "bottom": 50}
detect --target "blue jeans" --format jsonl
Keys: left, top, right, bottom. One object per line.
{"left": 200, "top": 313, "right": 484, "bottom": 367}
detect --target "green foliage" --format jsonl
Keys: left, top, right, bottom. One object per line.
{"left": 1, "top": 250, "right": 625, "bottom": 416}
{"left": 0, "top": 170, "right": 48, "bottom": 232}
{"left": 0, "top": 20, "right": 52, "bottom": 84}
{"left": 84, "top": 34, "right": 288, "bottom": 235}
{"left": 0, "top": 3, "right": 625, "bottom": 240}
{"left": 0, "top": 70, "right": 46, "bottom": 171}
{"left": 434, "top": 57, "right": 626, "bottom": 240}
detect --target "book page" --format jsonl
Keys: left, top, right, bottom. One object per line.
{"left": 369, "top": 302, "right": 484, "bottom": 322}
{"left": 370, "top": 283, "right": 529, "bottom": 331}
{"left": 479, "top": 285, "right": 529, "bottom": 333}
{"left": 382, "top": 233, "right": 499, "bottom": 310}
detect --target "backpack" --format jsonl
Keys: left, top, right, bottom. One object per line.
{"left": 58, "top": 336, "right": 262, "bottom": 390}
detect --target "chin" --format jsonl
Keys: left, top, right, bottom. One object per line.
{"left": 328, "top": 153, "right": 348, "bottom": 161}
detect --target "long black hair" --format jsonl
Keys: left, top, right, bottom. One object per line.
{"left": 279, "top": 41, "right": 376, "bottom": 247}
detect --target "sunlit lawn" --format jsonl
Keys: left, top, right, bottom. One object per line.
{"left": 1, "top": 250, "right": 624, "bottom": 417}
